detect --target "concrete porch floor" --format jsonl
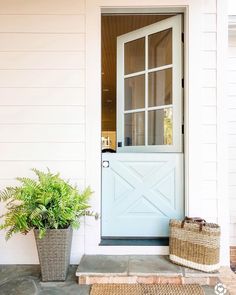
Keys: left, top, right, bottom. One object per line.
{"left": 0, "top": 265, "right": 90, "bottom": 295}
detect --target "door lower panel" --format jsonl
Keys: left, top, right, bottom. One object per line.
{"left": 102, "top": 153, "right": 184, "bottom": 237}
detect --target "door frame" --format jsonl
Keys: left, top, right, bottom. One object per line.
{"left": 85, "top": 2, "right": 198, "bottom": 255}
{"left": 85, "top": 0, "right": 229, "bottom": 263}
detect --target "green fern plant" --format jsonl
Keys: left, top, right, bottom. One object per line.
{"left": 0, "top": 168, "right": 93, "bottom": 239}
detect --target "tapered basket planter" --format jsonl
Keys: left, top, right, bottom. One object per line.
{"left": 34, "top": 226, "right": 73, "bottom": 281}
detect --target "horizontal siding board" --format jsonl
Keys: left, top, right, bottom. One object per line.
{"left": 229, "top": 147, "right": 236, "bottom": 160}
{"left": 229, "top": 173, "right": 236, "bottom": 186}
{"left": 229, "top": 186, "right": 236, "bottom": 198}
{"left": 229, "top": 160, "right": 236, "bottom": 172}
{"left": 229, "top": 199, "right": 236, "bottom": 210}
{"left": 230, "top": 224, "right": 236, "bottom": 238}
{"left": 202, "top": 69, "right": 216, "bottom": 87}
{"left": 202, "top": 13, "right": 216, "bottom": 32}
{"left": 202, "top": 106, "right": 216, "bottom": 124}
{"left": 201, "top": 87, "right": 216, "bottom": 106}
{"left": 202, "top": 180, "right": 217, "bottom": 198}
{"left": 230, "top": 227, "right": 236, "bottom": 238}
{"left": 202, "top": 162, "right": 217, "bottom": 180}
{"left": 229, "top": 71, "right": 236, "bottom": 83}
{"left": 71, "top": 232, "right": 85, "bottom": 256}
{"left": 0, "top": 124, "right": 85, "bottom": 142}
{"left": 229, "top": 35, "right": 236, "bottom": 46}
{"left": 229, "top": 34, "right": 236, "bottom": 47}
{"left": 201, "top": 199, "right": 217, "bottom": 218}
{"left": 0, "top": 0, "right": 85, "bottom": 14}
{"left": 229, "top": 135, "right": 236, "bottom": 147}
{"left": 202, "top": 144, "right": 217, "bottom": 161}
{"left": 201, "top": 125, "right": 216, "bottom": 143}
{"left": 0, "top": 143, "right": 85, "bottom": 160}
{"left": 228, "top": 57, "right": 236, "bottom": 70}
{"left": 228, "top": 97, "right": 236, "bottom": 108}
{"left": 0, "top": 70, "right": 84, "bottom": 87}
{"left": 201, "top": 0, "right": 216, "bottom": 13}
{"left": 202, "top": 33, "right": 216, "bottom": 50}
{"left": 0, "top": 33, "right": 85, "bottom": 51}
{"left": 0, "top": 88, "right": 85, "bottom": 106}
{"left": 228, "top": 109, "right": 236, "bottom": 122}
{"left": 0, "top": 52, "right": 85, "bottom": 69}
{"left": 203, "top": 217, "right": 217, "bottom": 223}
{"left": 202, "top": 51, "right": 216, "bottom": 69}
{"left": 230, "top": 237, "right": 236, "bottom": 246}
{"left": 229, "top": 122, "right": 236, "bottom": 135}
{"left": 0, "top": 161, "right": 85, "bottom": 180}
{"left": 0, "top": 15, "right": 85, "bottom": 33}
{"left": 0, "top": 106, "right": 84, "bottom": 124}
{"left": 230, "top": 215, "right": 236, "bottom": 224}
{"left": 229, "top": 83, "right": 236, "bottom": 96}
{"left": 229, "top": 47, "right": 236, "bottom": 57}
{"left": 0, "top": 178, "right": 85, "bottom": 191}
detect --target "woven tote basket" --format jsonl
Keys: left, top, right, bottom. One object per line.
{"left": 34, "top": 226, "right": 73, "bottom": 281}
{"left": 169, "top": 217, "right": 220, "bottom": 272}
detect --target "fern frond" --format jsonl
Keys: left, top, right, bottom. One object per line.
{"left": 16, "top": 177, "right": 38, "bottom": 188}
{"left": 31, "top": 168, "right": 48, "bottom": 182}
{"left": 5, "top": 225, "right": 17, "bottom": 241}
{"left": 0, "top": 188, "right": 15, "bottom": 201}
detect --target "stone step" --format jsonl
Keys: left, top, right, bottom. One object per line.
{"left": 76, "top": 255, "right": 220, "bottom": 286}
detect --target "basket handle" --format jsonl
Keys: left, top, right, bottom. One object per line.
{"left": 181, "top": 216, "right": 206, "bottom": 231}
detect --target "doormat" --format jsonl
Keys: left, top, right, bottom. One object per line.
{"left": 90, "top": 284, "right": 205, "bottom": 295}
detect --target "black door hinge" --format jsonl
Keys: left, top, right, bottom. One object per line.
{"left": 182, "top": 78, "right": 184, "bottom": 88}
{"left": 182, "top": 32, "right": 184, "bottom": 43}
{"left": 182, "top": 124, "right": 184, "bottom": 134}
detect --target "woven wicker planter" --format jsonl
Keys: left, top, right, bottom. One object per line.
{"left": 34, "top": 226, "right": 73, "bottom": 281}
{"left": 169, "top": 219, "right": 221, "bottom": 272}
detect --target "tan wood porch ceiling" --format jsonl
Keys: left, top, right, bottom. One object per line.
{"left": 102, "top": 14, "right": 174, "bottom": 131}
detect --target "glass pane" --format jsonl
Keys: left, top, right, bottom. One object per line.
{"left": 148, "top": 108, "right": 173, "bottom": 145}
{"left": 125, "top": 112, "right": 145, "bottom": 146}
{"left": 125, "top": 38, "right": 145, "bottom": 75}
{"left": 148, "top": 69, "right": 172, "bottom": 107}
{"left": 148, "top": 28, "right": 172, "bottom": 69}
{"left": 125, "top": 75, "right": 145, "bottom": 110}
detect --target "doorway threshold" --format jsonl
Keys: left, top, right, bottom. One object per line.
{"left": 100, "top": 237, "right": 169, "bottom": 246}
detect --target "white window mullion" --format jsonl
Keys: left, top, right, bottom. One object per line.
{"left": 147, "top": 104, "right": 173, "bottom": 111}
{"left": 124, "top": 70, "right": 146, "bottom": 79}
{"left": 124, "top": 108, "right": 146, "bottom": 114}
{"left": 147, "top": 64, "right": 173, "bottom": 74}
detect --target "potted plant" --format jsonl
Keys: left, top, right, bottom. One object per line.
{"left": 0, "top": 168, "right": 92, "bottom": 281}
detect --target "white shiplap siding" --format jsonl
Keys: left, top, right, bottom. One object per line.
{"left": 200, "top": 6, "right": 218, "bottom": 221}
{"left": 0, "top": 0, "right": 229, "bottom": 264}
{"left": 0, "top": 0, "right": 86, "bottom": 264}
{"left": 228, "top": 32, "right": 236, "bottom": 246}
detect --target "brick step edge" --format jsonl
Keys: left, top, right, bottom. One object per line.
{"left": 78, "top": 275, "right": 220, "bottom": 286}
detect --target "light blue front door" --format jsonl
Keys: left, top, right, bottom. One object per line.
{"left": 102, "top": 15, "right": 184, "bottom": 237}
{"left": 102, "top": 153, "right": 183, "bottom": 237}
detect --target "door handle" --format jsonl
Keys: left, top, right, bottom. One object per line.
{"left": 102, "top": 161, "right": 109, "bottom": 168}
